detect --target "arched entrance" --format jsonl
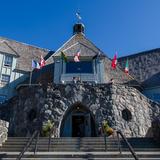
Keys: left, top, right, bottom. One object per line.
{"left": 60, "top": 102, "right": 96, "bottom": 137}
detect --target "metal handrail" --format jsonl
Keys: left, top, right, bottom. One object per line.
{"left": 17, "top": 130, "right": 39, "bottom": 160}
{"left": 117, "top": 130, "right": 139, "bottom": 160}
{"left": 104, "top": 134, "right": 107, "bottom": 151}
{"left": 117, "top": 132, "right": 122, "bottom": 154}
{"left": 34, "top": 131, "right": 40, "bottom": 154}
{"left": 48, "top": 127, "right": 55, "bottom": 152}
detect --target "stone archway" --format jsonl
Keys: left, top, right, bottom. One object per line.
{"left": 60, "top": 102, "right": 96, "bottom": 137}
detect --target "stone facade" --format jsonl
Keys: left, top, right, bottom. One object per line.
{"left": 5, "top": 83, "right": 160, "bottom": 137}
{"left": 0, "top": 24, "right": 160, "bottom": 140}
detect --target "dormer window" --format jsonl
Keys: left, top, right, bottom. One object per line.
{"left": 4, "top": 55, "right": 13, "bottom": 67}
{"left": 66, "top": 61, "right": 93, "bottom": 74}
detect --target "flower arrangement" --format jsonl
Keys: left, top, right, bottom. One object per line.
{"left": 41, "top": 120, "right": 54, "bottom": 137}
{"left": 102, "top": 120, "right": 114, "bottom": 136}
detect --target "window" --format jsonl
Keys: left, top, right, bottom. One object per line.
{"left": 1, "top": 74, "right": 10, "bottom": 83}
{"left": 4, "top": 55, "right": 13, "bottom": 67}
{"left": 122, "top": 109, "right": 132, "bottom": 121}
{"left": 66, "top": 61, "right": 93, "bottom": 73}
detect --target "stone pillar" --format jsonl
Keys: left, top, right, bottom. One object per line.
{"left": 0, "top": 120, "right": 9, "bottom": 146}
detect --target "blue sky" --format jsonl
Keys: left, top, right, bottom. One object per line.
{"left": 0, "top": 0, "right": 160, "bottom": 58}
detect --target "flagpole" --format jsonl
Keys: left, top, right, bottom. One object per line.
{"left": 29, "top": 69, "right": 33, "bottom": 86}
{"left": 80, "top": 68, "right": 82, "bottom": 82}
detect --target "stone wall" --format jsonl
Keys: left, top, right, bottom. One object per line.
{"left": 3, "top": 83, "right": 160, "bottom": 137}
{"left": 110, "top": 85, "right": 160, "bottom": 137}
{"left": 0, "top": 120, "right": 9, "bottom": 146}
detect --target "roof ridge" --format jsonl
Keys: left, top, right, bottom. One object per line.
{"left": 79, "top": 34, "right": 108, "bottom": 56}
{"left": 53, "top": 34, "right": 76, "bottom": 56}
{"left": 3, "top": 41, "right": 19, "bottom": 57}
{"left": 0, "top": 36, "right": 49, "bottom": 52}
{"left": 78, "top": 42, "right": 99, "bottom": 54}
{"left": 118, "top": 48, "right": 160, "bottom": 59}
{"left": 0, "top": 40, "right": 18, "bottom": 56}
{"left": 53, "top": 33, "right": 108, "bottom": 57}
{"left": 61, "top": 42, "right": 99, "bottom": 55}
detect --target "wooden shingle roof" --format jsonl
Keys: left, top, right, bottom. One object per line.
{"left": 0, "top": 40, "right": 18, "bottom": 56}
{"left": 0, "top": 37, "right": 53, "bottom": 72}
{"left": 53, "top": 33, "right": 136, "bottom": 85}
{"left": 53, "top": 33, "right": 106, "bottom": 58}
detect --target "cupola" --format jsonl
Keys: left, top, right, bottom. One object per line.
{"left": 73, "top": 23, "right": 85, "bottom": 35}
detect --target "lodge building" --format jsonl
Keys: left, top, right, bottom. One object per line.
{"left": 0, "top": 22, "right": 159, "bottom": 138}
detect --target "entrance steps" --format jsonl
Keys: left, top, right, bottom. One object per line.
{"left": 0, "top": 137, "right": 160, "bottom": 159}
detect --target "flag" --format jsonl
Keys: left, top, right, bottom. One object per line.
{"left": 40, "top": 55, "right": 46, "bottom": 68}
{"left": 74, "top": 50, "right": 80, "bottom": 62}
{"left": 125, "top": 59, "right": 129, "bottom": 74}
{"left": 32, "top": 60, "right": 40, "bottom": 69}
{"left": 76, "top": 12, "right": 82, "bottom": 20}
{"left": 111, "top": 52, "right": 117, "bottom": 69}
{"left": 61, "top": 51, "right": 67, "bottom": 62}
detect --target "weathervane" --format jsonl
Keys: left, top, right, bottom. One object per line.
{"left": 76, "top": 12, "right": 82, "bottom": 23}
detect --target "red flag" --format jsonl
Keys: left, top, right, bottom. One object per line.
{"left": 111, "top": 53, "right": 117, "bottom": 69}
{"left": 40, "top": 55, "right": 46, "bottom": 68}
{"left": 74, "top": 50, "right": 80, "bottom": 62}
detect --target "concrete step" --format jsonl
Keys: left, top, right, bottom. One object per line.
{"left": 1, "top": 137, "right": 159, "bottom": 160}
{"left": 0, "top": 158, "right": 90, "bottom": 160}
{"left": 2, "top": 143, "right": 117, "bottom": 146}
{"left": 0, "top": 151, "right": 160, "bottom": 159}
{"left": 1, "top": 148, "right": 159, "bottom": 152}
{"left": 1, "top": 158, "right": 160, "bottom": 160}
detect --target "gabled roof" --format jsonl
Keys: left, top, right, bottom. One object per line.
{"left": 52, "top": 33, "right": 138, "bottom": 85}
{"left": 53, "top": 33, "right": 106, "bottom": 58}
{"left": 0, "top": 36, "right": 53, "bottom": 72}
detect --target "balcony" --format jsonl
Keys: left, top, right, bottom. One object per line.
{"left": 61, "top": 74, "right": 98, "bottom": 83}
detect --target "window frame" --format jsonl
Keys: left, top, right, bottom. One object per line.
{"left": 1, "top": 74, "right": 10, "bottom": 84}
{"left": 65, "top": 60, "right": 93, "bottom": 74}
{"left": 4, "top": 55, "right": 13, "bottom": 67}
